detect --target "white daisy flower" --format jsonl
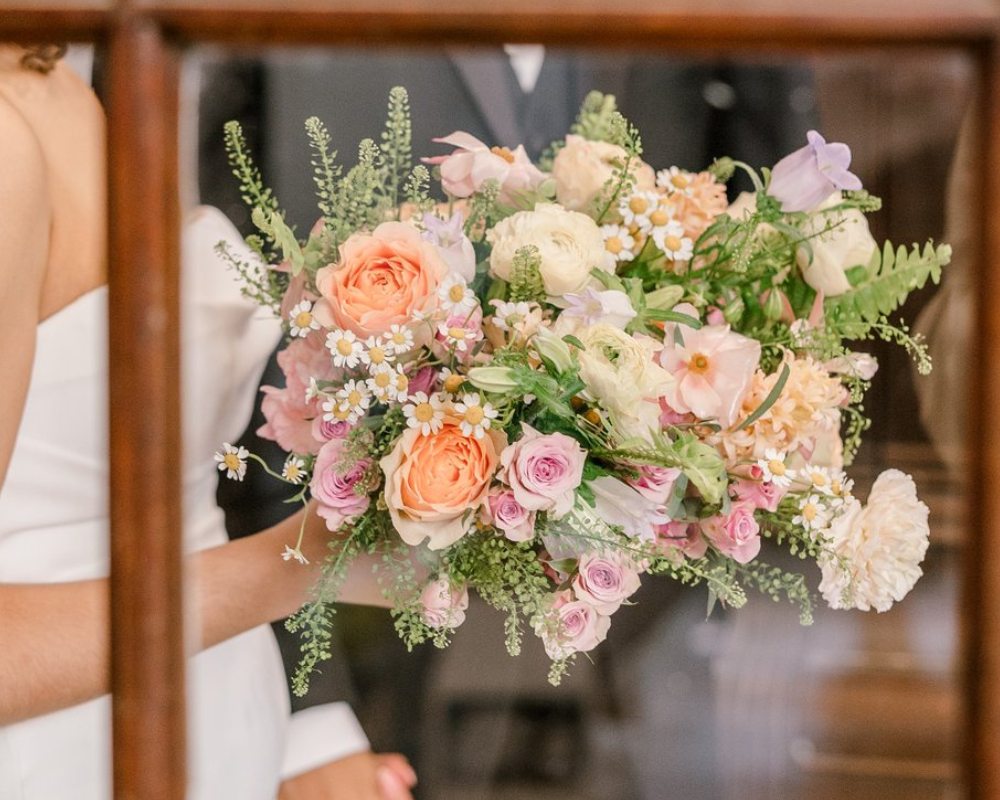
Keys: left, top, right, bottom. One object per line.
{"left": 804, "top": 465, "right": 836, "bottom": 496}
{"left": 388, "top": 365, "right": 412, "bottom": 403}
{"left": 214, "top": 443, "right": 250, "bottom": 482}
{"left": 651, "top": 220, "right": 694, "bottom": 262}
{"left": 600, "top": 224, "right": 637, "bottom": 263}
{"left": 326, "top": 329, "right": 364, "bottom": 369}
{"left": 402, "top": 391, "right": 445, "bottom": 435}
{"left": 438, "top": 320, "right": 482, "bottom": 353}
{"left": 360, "top": 335, "right": 394, "bottom": 370}
{"left": 619, "top": 190, "right": 661, "bottom": 232}
{"left": 288, "top": 300, "right": 321, "bottom": 338}
{"left": 383, "top": 324, "right": 415, "bottom": 355}
{"left": 757, "top": 449, "right": 794, "bottom": 487}
{"left": 792, "top": 493, "right": 832, "bottom": 534}
{"left": 656, "top": 166, "right": 695, "bottom": 197}
{"left": 281, "top": 545, "right": 310, "bottom": 565}
{"left": 282, "top": 457, "right": 308, "bottom": 484}
{"left": 365, "top": 363, "right": 396, "bottom": 403}
{"left": 438, "top": 367, "right": 466, "bottom": 396}
{"left": 336, "top": 379, "right": 372, "bottom": 424}
{"left": 489, "top": 299, "right": 533, "bottom": 332}
{"left": 437, "top": 274, "right": 479, "bottom": 316}
{"left": 453, "top": 393, "right": 499, "bottom": 439}
{"left": 321, "top": 395, "right": 351, "bottom": 423}
{"left": 829, "top": 470, "right": 855, "bottom": 500}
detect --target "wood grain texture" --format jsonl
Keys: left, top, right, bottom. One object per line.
{"left": 105, "top": 14, "right": 186, "bottom": 800}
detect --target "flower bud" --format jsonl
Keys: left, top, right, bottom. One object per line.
{"left": 466, "top": 366, "right": 519, "bottom": 393}
{"left": 645, "top": 285, "right": 685, "bottom": 311}
{"left": 762, "top": 289, "right": 784, "bottom": 321}
{"left": 533, "top": 327, "right": 575, "bottom": 372}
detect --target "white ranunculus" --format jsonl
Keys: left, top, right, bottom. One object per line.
{"left": 576, "top": 324, "right": 674, "bottom": 423}
{"left": 819, "top": 469, "right": 930, "bottom": 612}
{"left": 552, "top": 134, "right": 656, "bottom": 212}
{"left": 796, "top": 193, "right": 878, "bottom": 297}
{"left": 487, "top": 203, "right": 612, "bottom": 300}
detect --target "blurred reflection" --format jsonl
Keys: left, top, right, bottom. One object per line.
{"left": 198, "top": 46, "right": 971, "bottom": 800}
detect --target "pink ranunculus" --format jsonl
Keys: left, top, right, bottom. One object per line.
{"left": 310, "top": 438, "right": 372, "bottom": 532}
{"left": 535, "top": 591, "right": 612, "bottom": 660}
{"left": 572, "top": 553, "right": 642, "bottom": 615}
{"left": 311, "top": 416, "right": 355, "bottom": 444}
{"left": 732, "top": 464, "right": 787, "bottom": 513}
{"left": 655, "top": 521, "right": 709, "bottom": 564}
{"left": 499, "top": 424, "right": 586, "bottom": 518}
{"left": 423, "top": 131, "right": 545, "bottom": 201}
{"left": 702, "top": 502, "right": 761, "bottom": 564}
{"left": 628, "top": 465, "right": 682, "bottom": 505}
{"left": 420, "top": 576, "right": 470, "bottom": 630}
{"left": 487, "top": 490, "right": 536, "bottom": 542}
{"left": 659, "top": 311, "right": 762, "bottom": 429}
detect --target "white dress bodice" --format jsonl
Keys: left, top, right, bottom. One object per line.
{"left": 0, "top": 207, "right": 291, "bottom": 800}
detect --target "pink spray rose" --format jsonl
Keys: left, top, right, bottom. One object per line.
{"left": 701, "top": 502, "right": 761, "bottom": 564}
{"left": 423, "top": 131, "right": 545, "bottom": 201}
{"left": 310, "top": 438, "right": 372, "bottom": 532}
{"left": 628, "top": 465, "right": 682, "bottom": 505}
{"left": 655, "top": 521, "right": 709, "bottom": 564}
{"left": 732, "top": 464, "right": 788, "bottom": 513}
{"left": 499, "top": 424, "right": 586, "bottom": 518}
{"left": 487, "top": 490, "right": 536, "bottom": 542}
{"left": 535, "top": 591, "right": 612, "bottom": 660}
{"left": 311, "top": 416, "right": 355, "bottom": 444}
{"left": 572, "top": 553, "right": 642, "bottom": 615}
{"left": 420, "top": 577, "right": 470, "bottom": 630}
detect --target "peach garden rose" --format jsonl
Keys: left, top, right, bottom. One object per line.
{"left": 381, "top": 417, "right": 507, "bottom": 550}
{"left": 313, "top": 220, "right": 449, "bottom": 340}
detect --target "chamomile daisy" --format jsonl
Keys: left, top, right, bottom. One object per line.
{"left": 651, "top": 220, "right": 694, "bottom": 262}
{"left": 282, "top": 457, "right": 308, "bottom": 484}
{"left": 453, "top": 393, "right": 498, "bottom": 439}
{"left": 619, "top": 190, "right": 660, "bottom": 232}
{"left": 656, "top": 166, "right": 695, "bottom": 197}
{"left": 281, "top": 545, "right": 310, "bottom": 565}
{"left": 600, "top": 224, "right": 637, "bottom": 263}
{"left": 438, "top": 367, "right": 466, "bottom": 396}
{"left": 402, "top": 391, "right": 445, "bottom": 435}
{"left": 288, "top": 300, "right": 321, "bottom": 338}
{"left": 792, "top": 494, "right": 832, "bottom": 535}
{"left": 438, "top": 320, "right": 482, "bottom": 353}
{"left": 388, "top": 365, "right": 412, "bottom": 403}
{"left": 326, "top": 329, "right": 364, "bottom": 369}
{"left": 438, "top": 275, "right": 479, "bottom": 316}
{"left": 757, "top": 449, "right": 794, "bottom": 487}
{"left": 360, "top": 335, "right": 394, "bottom": 370}
{"left": 335, "top": 379, "right": 372, "bottom": 424}
{"left": 383, "top": 324, "right": 415, "bottom": 355}
{"left": 214, "top": 443, "right": 250, "bottom": 482}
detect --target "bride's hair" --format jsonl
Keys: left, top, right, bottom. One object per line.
{"left": 20, "top": 44, "right": 67, "bottom": 74}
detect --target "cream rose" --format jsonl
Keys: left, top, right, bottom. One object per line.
{"left": 313, "top": 221, "right": 448, "bottom": 339}
{"left": 552, "top": 134, "right": 656, "bottom": 212}
{"left": 381, "top": 417, "right": 506, "bottom": 550}
{"left": 796, "top": 194, "right": 877, "bottom": 297}
{"left": 487, "top": 203, "right": 611, "bottom": 300}
{"left": 576, "top": 324, "right": 674, "bottom": 426}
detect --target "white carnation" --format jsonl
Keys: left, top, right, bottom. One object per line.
{"left": 487, "top": 203, "right": 612, "bottom": 300}
{"left": 819, "top": 469, "right": 930, "bottom": 612}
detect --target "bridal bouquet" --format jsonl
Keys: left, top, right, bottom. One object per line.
{"left": 216, "top": 89, "right": 949, "bottom": 690}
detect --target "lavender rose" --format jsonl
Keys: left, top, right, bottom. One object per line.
{"left": 572, "top": 553, "right": 642, "bottom": 614}
{"left": 499, "top": 423, "right": 586, "bottom": 518}
{"left": 702, "top": 501, "right": 761, "bottom": 564}
{"left": 487, "top": 490, "right": 536, "bottom": 542}
{"left": 535, "top": 591, "right": 611, "bottom": 660}
{"left": 420, "top": 577, "right": 470, "bottom": 629}
{"left": 310, "top": 438, "right": 372, "bottom": 531}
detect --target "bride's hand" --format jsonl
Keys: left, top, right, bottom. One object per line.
{"left": 278, "top": 751, "right": 417, "bottom": 800}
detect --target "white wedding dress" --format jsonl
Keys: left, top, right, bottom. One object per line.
{"left": 0, "top": 207, "right": 366, "bottom": 800}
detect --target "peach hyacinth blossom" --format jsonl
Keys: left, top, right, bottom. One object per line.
{"left": 381, "top": 416, "right": 506, "bottom": 550}
{"left": 313, "top": 221, "right": 449, "bottom": 341}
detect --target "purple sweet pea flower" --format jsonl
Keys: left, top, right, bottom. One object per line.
{"left": 768, "top": 130, "right": 862, "bottom": 213}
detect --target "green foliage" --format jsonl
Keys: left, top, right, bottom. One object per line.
{"left": 223, "top": 120, "right": 280, "bottom": 221}
{"left": 378, "top": 86, "right": 413, "bottom": 211}
{"left": 214, "top": 240, "right": 285, "bottom": 314}
{"left": 736, "top": 561, "right": 814, "bottom": 624}
{"left": 571, "top": 91, "right": 626, "bottom": 146}
{"left": 508, "top": 245, "right": 547, "bottom": 304}
{"left": 826, "top": 241, "right": 951, "bottom": 334}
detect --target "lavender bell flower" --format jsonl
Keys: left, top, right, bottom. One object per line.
{"left": 422, "top": 211, "right": 476, "bottom": 280}
{"left": 768, "top": 130, "right": 863, "bottom": 213}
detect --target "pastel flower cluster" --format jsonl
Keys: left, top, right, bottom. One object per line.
{"left": 217, "top": 88, "right": 946, "bottom": 687}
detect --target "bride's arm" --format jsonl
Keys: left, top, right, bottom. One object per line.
{"left": 0, "top": 503, "right": 388, "bottom": 726}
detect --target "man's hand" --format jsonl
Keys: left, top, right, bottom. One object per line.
{"left": 278, "top": 751, "right": 417, "bottom": 800}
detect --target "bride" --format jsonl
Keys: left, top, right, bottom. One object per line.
{"left": 0, "top": 44, "right": 415, "bottom": 800}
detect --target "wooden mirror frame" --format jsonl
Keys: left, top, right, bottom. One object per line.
{"left": 3, "top": 2, "right": 1000, "bottom": 798}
